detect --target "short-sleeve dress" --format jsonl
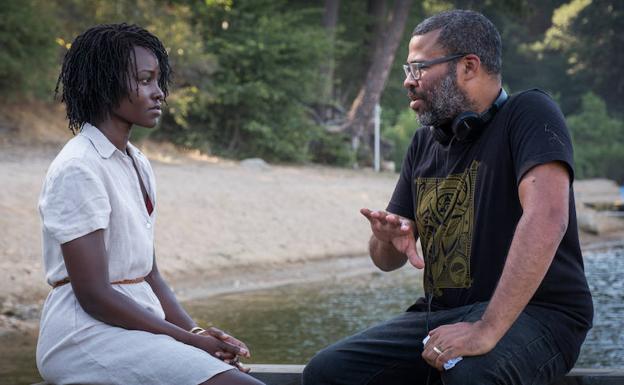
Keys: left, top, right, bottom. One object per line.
{"left": 36, "top": 123, "right": 232, "bottom": 385}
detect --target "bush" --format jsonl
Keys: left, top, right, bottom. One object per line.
{"left": 568, "top": 92, "right": 624, "bottom": 183}
{"left": 0, "top": 0, "right": 58, "bottom": 99}
{"left": 154, "top": 0, "right": 331, "bottom": 163}
{"left": 383, "top": 109, "right": 417, "bottom": 171}
{"left": 308, "top": 129, "right": 354, "bottom": 166}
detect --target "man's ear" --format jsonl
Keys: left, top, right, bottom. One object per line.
{"left": 459, "top": 54, "right": 481, "bottom": 81}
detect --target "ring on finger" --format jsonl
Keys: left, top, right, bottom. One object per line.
{"left": 433, "top": 346, "right": 444, "bottom": 355}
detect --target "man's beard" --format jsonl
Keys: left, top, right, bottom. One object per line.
{"left": 415, "top": 66, "right": 474, "bottom": 128}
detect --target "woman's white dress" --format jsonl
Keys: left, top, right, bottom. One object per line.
{"left": 36, "top": 123, "right": 232, "bottom": 384}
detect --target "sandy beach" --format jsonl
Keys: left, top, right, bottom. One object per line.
{"left": 0, "top": 139, "right": 402, "bottom": 333}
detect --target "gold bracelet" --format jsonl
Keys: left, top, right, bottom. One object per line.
{"left": 189, "top": 326, "right": 206, "bottom": 334}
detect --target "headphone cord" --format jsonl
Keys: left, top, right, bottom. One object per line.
{"left": 426, "top": 136, "right": 454, "bottom": 385}
{"left": 445, "top": 135, "right": 456, "bottom": 172}
{"left": 425, "top": 290, "right": 434, "bottom": 385}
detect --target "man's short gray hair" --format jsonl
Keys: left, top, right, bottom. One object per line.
{"left": 412, "top": 10, "right": 502, "bottom": 75}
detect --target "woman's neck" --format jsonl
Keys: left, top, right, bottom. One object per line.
{"left": 95, "top": 119, "right": 132, "bottom": 152}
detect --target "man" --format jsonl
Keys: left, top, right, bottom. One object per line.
{"left": 302, "top": 9, "right": 592, "bottom": 385}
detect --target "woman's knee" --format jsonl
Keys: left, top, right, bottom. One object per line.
{"left": 201, "top": 368, "right": 266, "bottom": 385}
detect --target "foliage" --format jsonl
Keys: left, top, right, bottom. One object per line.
{"left": 0, "top": 0, "right": 622, "bottom": 177}
{"left": 150, "top": 0, "right": 332, "bottom": 162}
{"left": 529, "top": 0, "right": 624, "bottom": 115}
{"left": 568, "top": 93, "right": 624, "bottom": 183}
{"left": 308, "top": 129, "right": 354, "bottom": 166}
{"left": 566, "top": 0, "right": 624, "bottom": 115}
{"left": 0, "top": 0, "right": 58, "bottom": 99}
{"left": 383, "top": 109, "right": 417, "bottom": 171}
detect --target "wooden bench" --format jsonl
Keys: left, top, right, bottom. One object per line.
{"left": 32, "top": 365, "right": 624, "bottom": 384}
{"left": 249, "top": 365, "right": 624, "bottom": 385}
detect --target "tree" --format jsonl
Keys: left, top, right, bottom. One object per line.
{"left": 321, "top": 0, "right": 339, "bottom": 103}
{"left": 156, "top": 0, "right": 331, "bottom": 162}
{"left": 568, "top": 93, "right": 624, "bottom": 183}
{"left": 342, "top": 0, "right": 413, "bottom": 155}
{"left": 0, "top": 0, "right": 57, "bottom": 99}
{"left": 568, "top": 0, "right": 624, "bottom": 115}
{"left": 528, "top": 0, "right": 624, "bottom": 115}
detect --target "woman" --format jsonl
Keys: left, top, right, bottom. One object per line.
{"left": 36, "top": 23, "right": 264, "bottom": 385}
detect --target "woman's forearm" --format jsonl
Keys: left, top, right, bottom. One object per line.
{"left": 75, "top": 283, "right": 196, "bottom": 345}
{"left": 145, "top": 266, "right": 197, "bottom": 330}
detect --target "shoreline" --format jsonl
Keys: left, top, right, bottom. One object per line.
{"left": 3, "top": 235, "right": 624, "bottom": 336}
{"left": 1, "top": 141, "right": 623, "bottom": 336}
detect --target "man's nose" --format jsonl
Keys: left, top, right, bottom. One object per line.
{"left": 404, "top": 74, "right": 418, "bottom": 89}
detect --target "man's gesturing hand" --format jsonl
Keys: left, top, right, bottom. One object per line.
{"left": 360, "top": 208, "right": 424, "bottom": 269}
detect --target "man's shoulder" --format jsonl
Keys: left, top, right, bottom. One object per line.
{"left": 500, "top": 88, "right": 564, "bottom": 124}
{"left": 507, "top": 89, "right": 559, "bottom": 110}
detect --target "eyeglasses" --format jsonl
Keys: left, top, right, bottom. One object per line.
{"left": 403, "top": 53, "right": 467, "bottom": 81}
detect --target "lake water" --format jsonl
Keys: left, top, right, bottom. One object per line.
{"left": 185, "top": 246, "right": 624, "bottom": 368}
{"left": 2, "top": 247, "right": 623, "bottom": 384}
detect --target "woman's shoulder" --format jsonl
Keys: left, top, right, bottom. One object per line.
{"left": 45, "top": 134, "right": 102, "bottom": 181}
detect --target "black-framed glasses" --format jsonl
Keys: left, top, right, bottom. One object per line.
{"left": 403, "top": 53, "right": 467, "bottom": 80}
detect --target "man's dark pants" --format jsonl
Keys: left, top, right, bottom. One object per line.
{"left": 302, "top": 302, "right": 569, "bottom": 385}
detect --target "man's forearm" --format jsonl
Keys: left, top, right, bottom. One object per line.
{"left": 369, "top": 235, "right": 408, "bottom": 271}
{"left": 480, "top": 209, "right": 567, "bottom": 342}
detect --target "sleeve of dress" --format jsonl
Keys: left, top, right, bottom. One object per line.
{"left": 508, "top": 90, "right": 575, "bottom": 185}
{"left": 39, "top": 161, "right": 111, "bottom": 244}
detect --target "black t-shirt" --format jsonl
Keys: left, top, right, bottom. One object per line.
{"left": 387, "top": 89, "right": 593, "bottom": 367}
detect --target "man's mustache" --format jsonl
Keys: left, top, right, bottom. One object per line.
{"left": 408, "top": 86, "right": 426, "bottom": 101}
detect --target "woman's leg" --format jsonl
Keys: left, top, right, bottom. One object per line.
{"left": 201, "top": 368, "right": 266, "bottom": 385}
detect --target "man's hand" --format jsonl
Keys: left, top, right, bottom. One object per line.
{"left": 360, "top": 208, "right": 424, "bottom": 268}
{"left": 422, "top": 320, "right": 499, "bottom": 371}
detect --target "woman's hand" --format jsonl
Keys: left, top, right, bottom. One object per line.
{"left": 197, "top": 328, "right": 251, "bottom": 372}
{"left": 203, "top": 326, "right": 251, "bottom": 358}
{"left": 191, "top": 333, "right": 241, "bottom": 358}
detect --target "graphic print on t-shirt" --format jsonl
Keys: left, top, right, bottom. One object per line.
{"left": 414, "top": 160, "right": 479, "bottom": 297}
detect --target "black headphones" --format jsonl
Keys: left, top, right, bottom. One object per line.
{"left": 431, "top": 88, "right": 508, "bottom": 145}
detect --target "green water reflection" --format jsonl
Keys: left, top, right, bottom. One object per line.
{"left": 0, "top": 332, "right": 40, "bottom": 385}
{"left": 186, "top": 267, "right": 421, "bottom": 364}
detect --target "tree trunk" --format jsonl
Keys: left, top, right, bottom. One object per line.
{"left": 320, "top": 0, "right": 340, "bottom": 117}
{"left": 344, "top": 0, "right": 412, "bottom": 150}
{"left": 366, "top": 0, "right": 388, "bottom": 65}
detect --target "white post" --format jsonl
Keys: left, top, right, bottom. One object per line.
{"left": 374, "top": 103, "right": 381, "bottom": 172}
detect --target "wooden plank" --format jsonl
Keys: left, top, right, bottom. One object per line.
{"left": 31, "top": 366, "right": 624, "bottom": 385}
{"left": 248, "top": 364, "right": 303, "bottom": 385}
{"left": 553, "top": 368, "right": 624, "bottom": 385}
{"left": 246, "top": 365, "right": 624, "bottom": 385}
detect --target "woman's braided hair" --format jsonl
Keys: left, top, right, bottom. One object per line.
{"left": 55, "top": 23, "right": 172, "bottom": 134}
